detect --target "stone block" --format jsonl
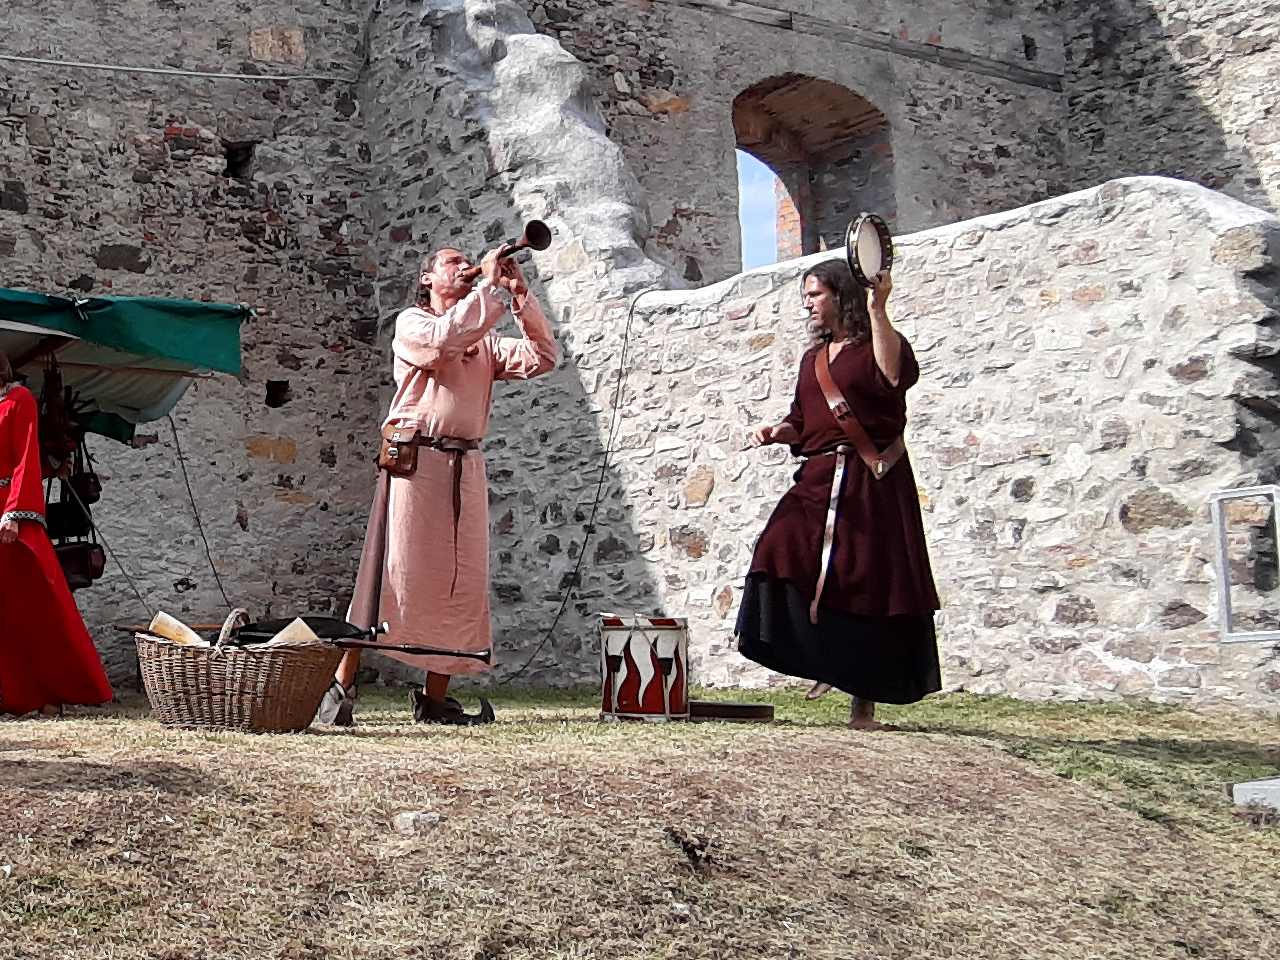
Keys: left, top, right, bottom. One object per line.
{"left": 250, "top": 27, "right": 307, "bottom": 64}
{"left": 1212, "top": 226, "right": 1271, "bottom": 271}
{"left": 245, "top": 436, "right": 298, "bottom": 463}
{"left": 683, "top": 465, "right": 715, "bottom": 506}
{"left": 392, "top": 811, "right": 445, "bottom": 835}
{"left": 669, "top": 525, "right": 709, "bottom": 559}
{"left": 1030, "top": 633, "right": 1082, "bottom": 655}
{"left": 1158, "top": 601, "right": 1208, "bottom": 630}
{"left": 1105, "top": 635, "right": 1159, "bottom": 664}
{"left": 1072, "top": 653, "right": 1121, "bottom": 691}
{"left": 1156, "top": 666, "right": 1203, "bottom": 688}
{"left": 1223, "top": 499, "right": 1272, "bottom": 526}
{"left": 1231, "top": 778, "right": 1280, "bottom": 811}
{"left": 1053, "top": 595, "right": 1099, "bottom": 625}
{"left": 1093, "top": 415, "right": 1129, "bottom": 450}
{"left": 94, "top": 244, "right": 151, "bottom": 273}
{"left": 1118, "top": 670, "right": 1155, "bottom": 697}
{"left": 1119, "top": 488, "right": 1193, "bottom": 533}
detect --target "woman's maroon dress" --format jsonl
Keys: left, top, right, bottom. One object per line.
{"left": 736, "top": 336, "right": 941, "bottom": 704}
{"left": 0, "top": 384, "right": 112, "bottom": 714}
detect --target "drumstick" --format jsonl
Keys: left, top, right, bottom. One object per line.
{"left": 128, "top": 627, "right": 489, "bottom": 662}
{"left": 328, "top": 639, "right": 492, "bottom": 662}
{"left": 115, "top": 624, "right": 225, "bottom": 632}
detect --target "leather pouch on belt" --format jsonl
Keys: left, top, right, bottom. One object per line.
{"left": 377, "top": 424, "right": 420, "bottom": 476}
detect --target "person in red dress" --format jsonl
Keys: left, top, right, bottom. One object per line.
{"left": 0, "top": 349, "right": 112, "bottom": 716}
{"left": 737, "top": 261, "right": 940, "bottom": 730}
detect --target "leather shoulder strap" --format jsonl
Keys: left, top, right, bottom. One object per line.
{"left": 813, "top": 346, "right": 906, "bottom": 481}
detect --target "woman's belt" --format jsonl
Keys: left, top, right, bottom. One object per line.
{"left": 803, "top": 435, "right": 907, "bottom": 625}
{"left": 808, "top": 347, "right": 910, "bottom": 620}
{"left": 0, "top": 476, "right": 9, "bottom": 489}
{"left": 809, "top": 445, "right": 851, "bottom": 625}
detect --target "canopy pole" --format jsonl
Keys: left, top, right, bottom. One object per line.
{"left": 12, "top": 334, "right": 73, "bottom": 369}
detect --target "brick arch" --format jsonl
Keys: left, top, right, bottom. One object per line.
{"left": 733, "top": 74, "right": 894, "bottom": 260}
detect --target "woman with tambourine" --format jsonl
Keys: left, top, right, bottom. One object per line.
{"left": 737, "top": 219, "right": 940, "bottom": 730}
{"left": 0, "top": 348, "right": 113, "bottom": 716}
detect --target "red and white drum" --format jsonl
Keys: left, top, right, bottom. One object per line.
{"left": 599, "top": 615, "right": 689, "bottom": 722}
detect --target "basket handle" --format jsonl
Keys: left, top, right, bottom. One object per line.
{"left": 217, "top": 608, "right": 251, "bottom": 649}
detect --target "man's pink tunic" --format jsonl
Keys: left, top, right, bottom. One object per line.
{"left": 349, "top": 279, "right": 556, "bottom": 675}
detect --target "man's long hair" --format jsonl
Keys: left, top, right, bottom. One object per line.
{"left": 803, "top": 259, "right": 871, "bottom": 347}
{"left": 413, "top": 250, "right": 442, "bottom": 307}
{"left": 0, "top": 348, "right": 12, "bottom": 386}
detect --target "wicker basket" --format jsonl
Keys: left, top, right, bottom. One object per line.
{"left": 135, "top": 613, "right": 344, "bottom": 732}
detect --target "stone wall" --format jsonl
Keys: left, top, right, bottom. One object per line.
{"left": 5, "top": 0, "right": 1280, "bottom": 710}
{"left": 518, "top": 0, "right": 1069, "bottom": 282}
{"left": 614, "top": 176, "right": 1280, "bottom": 708}
{"left": 1062, "top": 0, "right": 1280, "bottom": 214}
{"left": 519, "top": 0, "right": 1280, "bottom": 282}
{"left": 0, "top": 0, "right": 384, "bottom": 684}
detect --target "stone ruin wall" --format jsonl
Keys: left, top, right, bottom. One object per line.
{"left": 1064, "top": 0, "right": 1280, "bottom": 216}
{"left": 519, "top": 0, "right": 1070, "bottom": 283}
{"left": 2, "top": 0, "right": 1280, "bottom": 707}
{"left": 514, "top": 0, "right": 1280, "bottom": 279}
{"left": 0, "top": 0, "right": 387, "bottom": 684}
{"left": 618, "top": 177, "right": 1280, "bottom": 709}
{"left": 1, "top": 0, "right": 678, "bottom": 688}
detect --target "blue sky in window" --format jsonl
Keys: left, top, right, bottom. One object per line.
{"left": 737, "top": 149, "right": 778, "bottom": 271}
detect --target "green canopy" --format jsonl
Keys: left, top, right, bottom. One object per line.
{"left": 0, "top": 288, "right": 247, "bottom": 442}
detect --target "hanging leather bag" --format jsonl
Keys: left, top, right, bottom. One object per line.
{"left": 68, "top": 437, "right": 102, "bottom": 505}
{"left": 377, "top": 423, "right": 421, "bottom": 476}
{"left": 56, "top": 541, "right": 106, "bottom": 591}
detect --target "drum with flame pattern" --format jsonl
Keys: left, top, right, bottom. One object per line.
{"left": 598, "top": 615, "right": 689, "bottom": 722}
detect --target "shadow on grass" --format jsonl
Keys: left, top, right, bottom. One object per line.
{"left": 900, "top": 724, "right": 1280, "bottom": 772}
{"left": 2, "top": 758, "right": 220, "bottom": 794}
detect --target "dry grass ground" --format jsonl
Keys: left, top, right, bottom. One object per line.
{"left": 1, "top": 688, "right": 1278, "bottom": 960}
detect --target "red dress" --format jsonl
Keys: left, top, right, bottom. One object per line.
{"left": 0, "top": 384, "right": 112, "bottom": 714}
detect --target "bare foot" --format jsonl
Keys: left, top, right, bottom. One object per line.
{"left": 39, "top": 703, "right": 62, "bottom": 718}
{"left": 805, "top": 682, "right": 833, "bottom": 701}
{"left": 847, "top": 716, "right": 887, "bottom": 731}
{"left": 848, "top": 697, "right": 887, "bottom": 731}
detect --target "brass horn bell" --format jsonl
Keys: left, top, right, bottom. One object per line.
{"left": 459, "top": 220, "right": 553, "bottom": 282}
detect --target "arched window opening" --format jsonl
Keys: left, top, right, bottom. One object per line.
{"left": 733, "top": 75, "right": 893, "bottom": 260}
{"left": 737, "top": 149, "right": 781, "bottom": 270}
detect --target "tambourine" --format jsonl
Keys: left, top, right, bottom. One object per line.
{"left": 844, "top": 213, "right": 894, "bottom": 288}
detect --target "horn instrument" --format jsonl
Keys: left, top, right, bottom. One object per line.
{"left": 459, "top": 220, "right": 553, "bottom": 282}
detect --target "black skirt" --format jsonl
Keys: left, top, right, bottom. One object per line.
{"left": 735, "top": 574, "right": 942, "bottom": 705}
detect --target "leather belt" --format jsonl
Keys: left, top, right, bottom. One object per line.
{"left": 422, "top": 436, "right": 479, "bottom": 595}
{"left": 807, "top": 346, "right": 909, "bottom": 622}
{"left": 809, "top": 446, "right": 851, "bottom": 624}
{"left": 814, "top": 346, "right": 907, "bottom": 481}
{"left": 420, "top": 436, "right": 479, "bottom": 454}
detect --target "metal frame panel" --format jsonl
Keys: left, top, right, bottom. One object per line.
{"left": 1210, "top": 485, "right": 1280, "bottom": 643}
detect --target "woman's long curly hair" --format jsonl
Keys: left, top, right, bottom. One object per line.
{"left": 803, "top": 259, "right": 871, "bottom": 348}
{"left": 0, "top": 348, "right": 12, "bottom": 386}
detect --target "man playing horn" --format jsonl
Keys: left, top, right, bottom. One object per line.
{"left": 321, "top": 245, "right": 557, "bottom": 725}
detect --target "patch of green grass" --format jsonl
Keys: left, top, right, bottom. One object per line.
{"left": 899, "top": 841, "right": 933, "bottom": 859}
{"left": 0, "top": 874, "right": 142, "bottom": 933}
